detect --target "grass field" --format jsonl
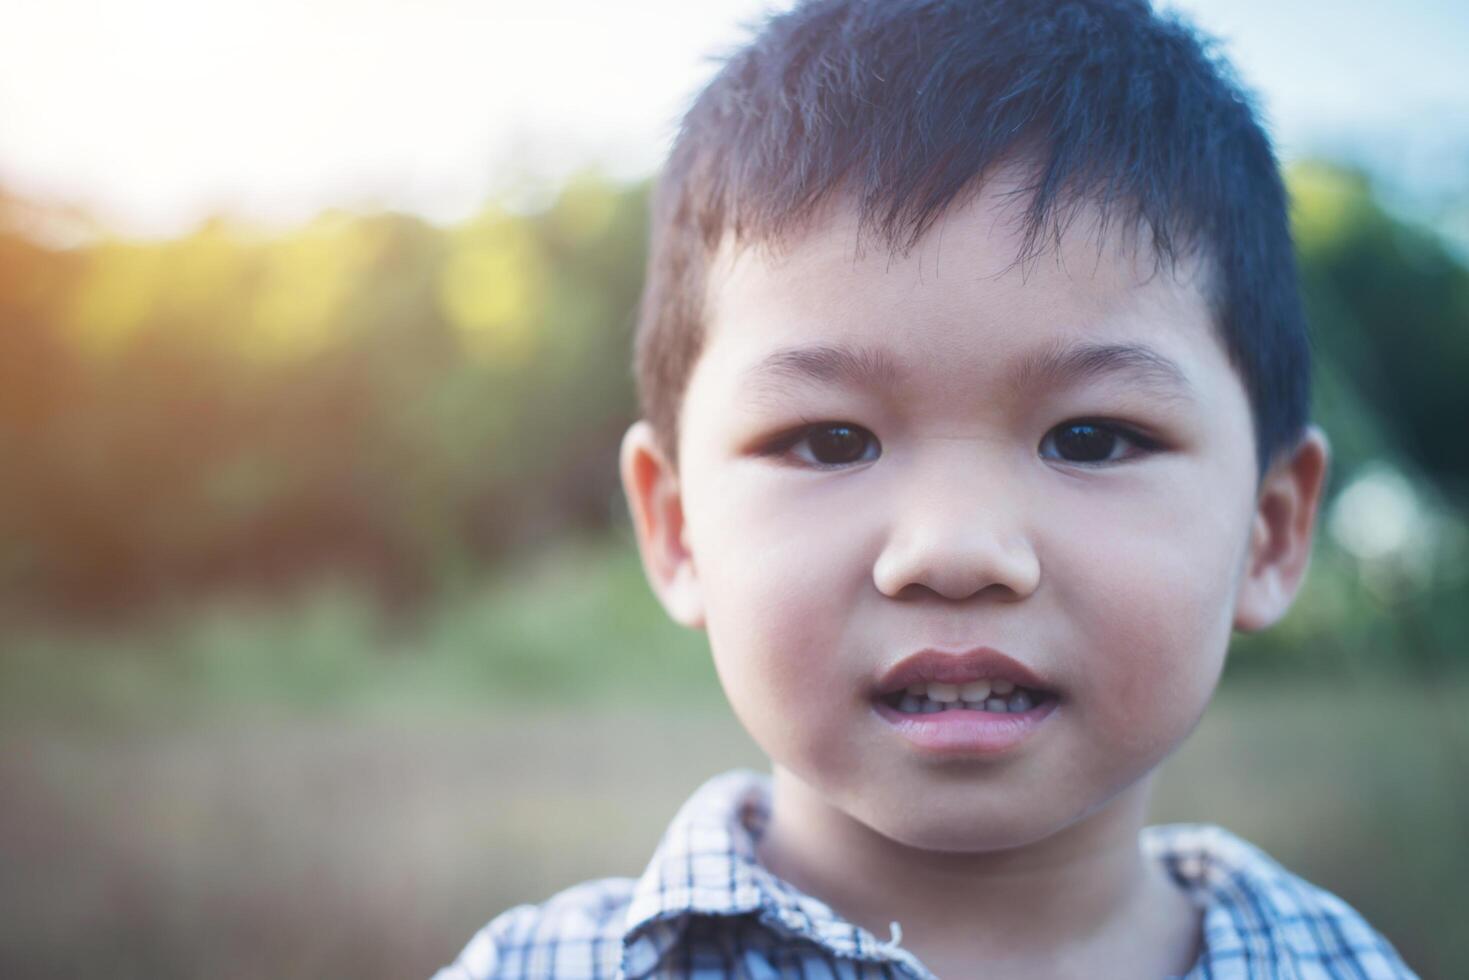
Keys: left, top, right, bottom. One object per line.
{"left": 2, "top": 681, "right": 1464, "bottom": 979}
{"left": 2, "top": 534, "right": 1464, "bottom": 977}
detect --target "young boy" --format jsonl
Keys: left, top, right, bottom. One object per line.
{"left": 438, "top": 0, "right": 1417, "bottom": 976}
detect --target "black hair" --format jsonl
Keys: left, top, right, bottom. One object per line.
{"left": 635, "top": 0, "right": 1309, "bottom": 476}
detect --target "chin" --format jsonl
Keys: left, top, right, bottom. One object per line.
{"left": 855, "top": 792, "right": 1080, "bottom": 854}
{"left": 883, "top": 817, "right": 1062, "bottom": 855}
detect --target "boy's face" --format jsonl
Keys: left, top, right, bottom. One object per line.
{"left": 623, "top": 181, "right": 1325, "bottom": 852}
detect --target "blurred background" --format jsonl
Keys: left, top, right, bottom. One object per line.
{"left": 1, "top": 0, "right": 1466, "bottom": 977}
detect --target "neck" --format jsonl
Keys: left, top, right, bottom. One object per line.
{"left": 754, "top": 766, "right": 1197, "bottom": 975}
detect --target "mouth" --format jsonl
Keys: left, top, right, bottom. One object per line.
{"left": 869, "top": 647, "right": 1061, "bottom": 756}
{"left": 870, "top": 646, "right": 1061, "bottom": 717}
{"left": 875, "top": 679, "right": 1056, "bottom": 715}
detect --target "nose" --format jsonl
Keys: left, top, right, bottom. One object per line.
{"left": 871, "top": 477, "right": 1041, "bottom": 603}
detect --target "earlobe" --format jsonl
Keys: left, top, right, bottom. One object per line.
{"left": 619, "top": 420, "right": 706, "bottom": 629}
{"left": 1233, "top": 426, "right": 1330, "bottom": 633}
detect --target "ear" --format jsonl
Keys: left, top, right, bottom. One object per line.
{"left": 619, "top": 420, "right": 706, "bottom": 629}
{"left": 1233, "top": 425, "right": 1331, "bottom": 632}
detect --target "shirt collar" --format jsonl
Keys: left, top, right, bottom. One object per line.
{"left": 620, "top": 769, "right": 918, "bottom": 978}
{"left": 1144, "top": 823, "right": 1310, "bottom": 980}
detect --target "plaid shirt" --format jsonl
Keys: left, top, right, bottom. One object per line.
{"left": 434, "top": 769, "right": 1417, "bottom": 979}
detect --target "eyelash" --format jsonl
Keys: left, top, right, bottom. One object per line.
{"left": 760, "top": 419, "right": 1162, "bottom": 468}
{"left": 760, "top": 420, "right": 882, "bottom": 469}
{"left": 1037, "top": 419, "right": 1162, "bottom": 466}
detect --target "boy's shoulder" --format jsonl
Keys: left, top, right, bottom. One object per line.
{"left": 432, "top": 769, "right": 771, "bottom": 980}
{"left": 1143, "top": 822, "right": 1417, "bottom": 978}
{"left": 431, "top": 875, "right": 638, "bottom": 980}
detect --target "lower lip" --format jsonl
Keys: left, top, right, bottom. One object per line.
{"left": 872, "top": 698, "right": 1059, "bottom": 756}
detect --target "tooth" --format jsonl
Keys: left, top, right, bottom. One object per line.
{"left": 920, "top": 700, "right": 943, "bottom": 713}
{"left": 899, "top": 695, "right": 922, "bottom": 713}
{"left": 984, "top": 697, "right": 1009, "bottom": 713}
{"left": 926, "top": 683, "right": 959, "bottom": 702}
{"left": 1008, "top": 690, "right": 1033, "bottom": 712}
{"left": 907, "top": 684, "right": 926, "bottom": 696}
{"left": 991, "top": 679, "right": 1015, "bottom": 695}
{"left": 959, "top": 680, "right": 991, "bottom": 702}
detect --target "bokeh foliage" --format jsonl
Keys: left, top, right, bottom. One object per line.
{"left": 2, "top": 177, "right": 648, "bottom": 617}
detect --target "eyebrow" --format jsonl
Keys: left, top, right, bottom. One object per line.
{"left": 1009, "top": 340, "right": 1195, "bottom": 402}
{"left": 740, "top": 339, "right": 1194, "bottom": 402}
{"left": 742, "top": 343, "right": 905, "bottom": 398}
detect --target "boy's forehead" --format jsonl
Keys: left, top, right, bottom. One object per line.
{"left": 699, "top": 185, "right": 1221, "bottom": 390}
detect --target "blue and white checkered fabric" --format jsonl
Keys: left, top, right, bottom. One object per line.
{"left": 434, "top": 769, "right": 1418, "bottom": 979}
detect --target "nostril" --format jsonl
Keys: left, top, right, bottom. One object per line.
{"left": 872, "top": 527, "right": 1041, "bottom": 603}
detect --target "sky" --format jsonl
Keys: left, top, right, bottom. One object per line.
{"left": 1, "top": 0, "right": 1465, "bottom": 238}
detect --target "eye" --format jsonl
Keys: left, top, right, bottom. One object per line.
{"left": 1038, "top": 420, "right": 1156, "bottom": 465}
{"left": 770, "top": 422, "right": 881, "bottom": 467}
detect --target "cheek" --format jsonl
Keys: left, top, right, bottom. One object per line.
{"left": 1047, "top": 474, "right": 1251, "bottom": 753}
{"left": 686, "top": 466, "right": 874, "bottom": 642}
{"left": 684, "top": 471, "right": 872, "bottom": 766}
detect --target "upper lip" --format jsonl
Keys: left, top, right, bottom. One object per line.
{"left": 873, "top": 647, "right": 1056, "bottom": 697}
